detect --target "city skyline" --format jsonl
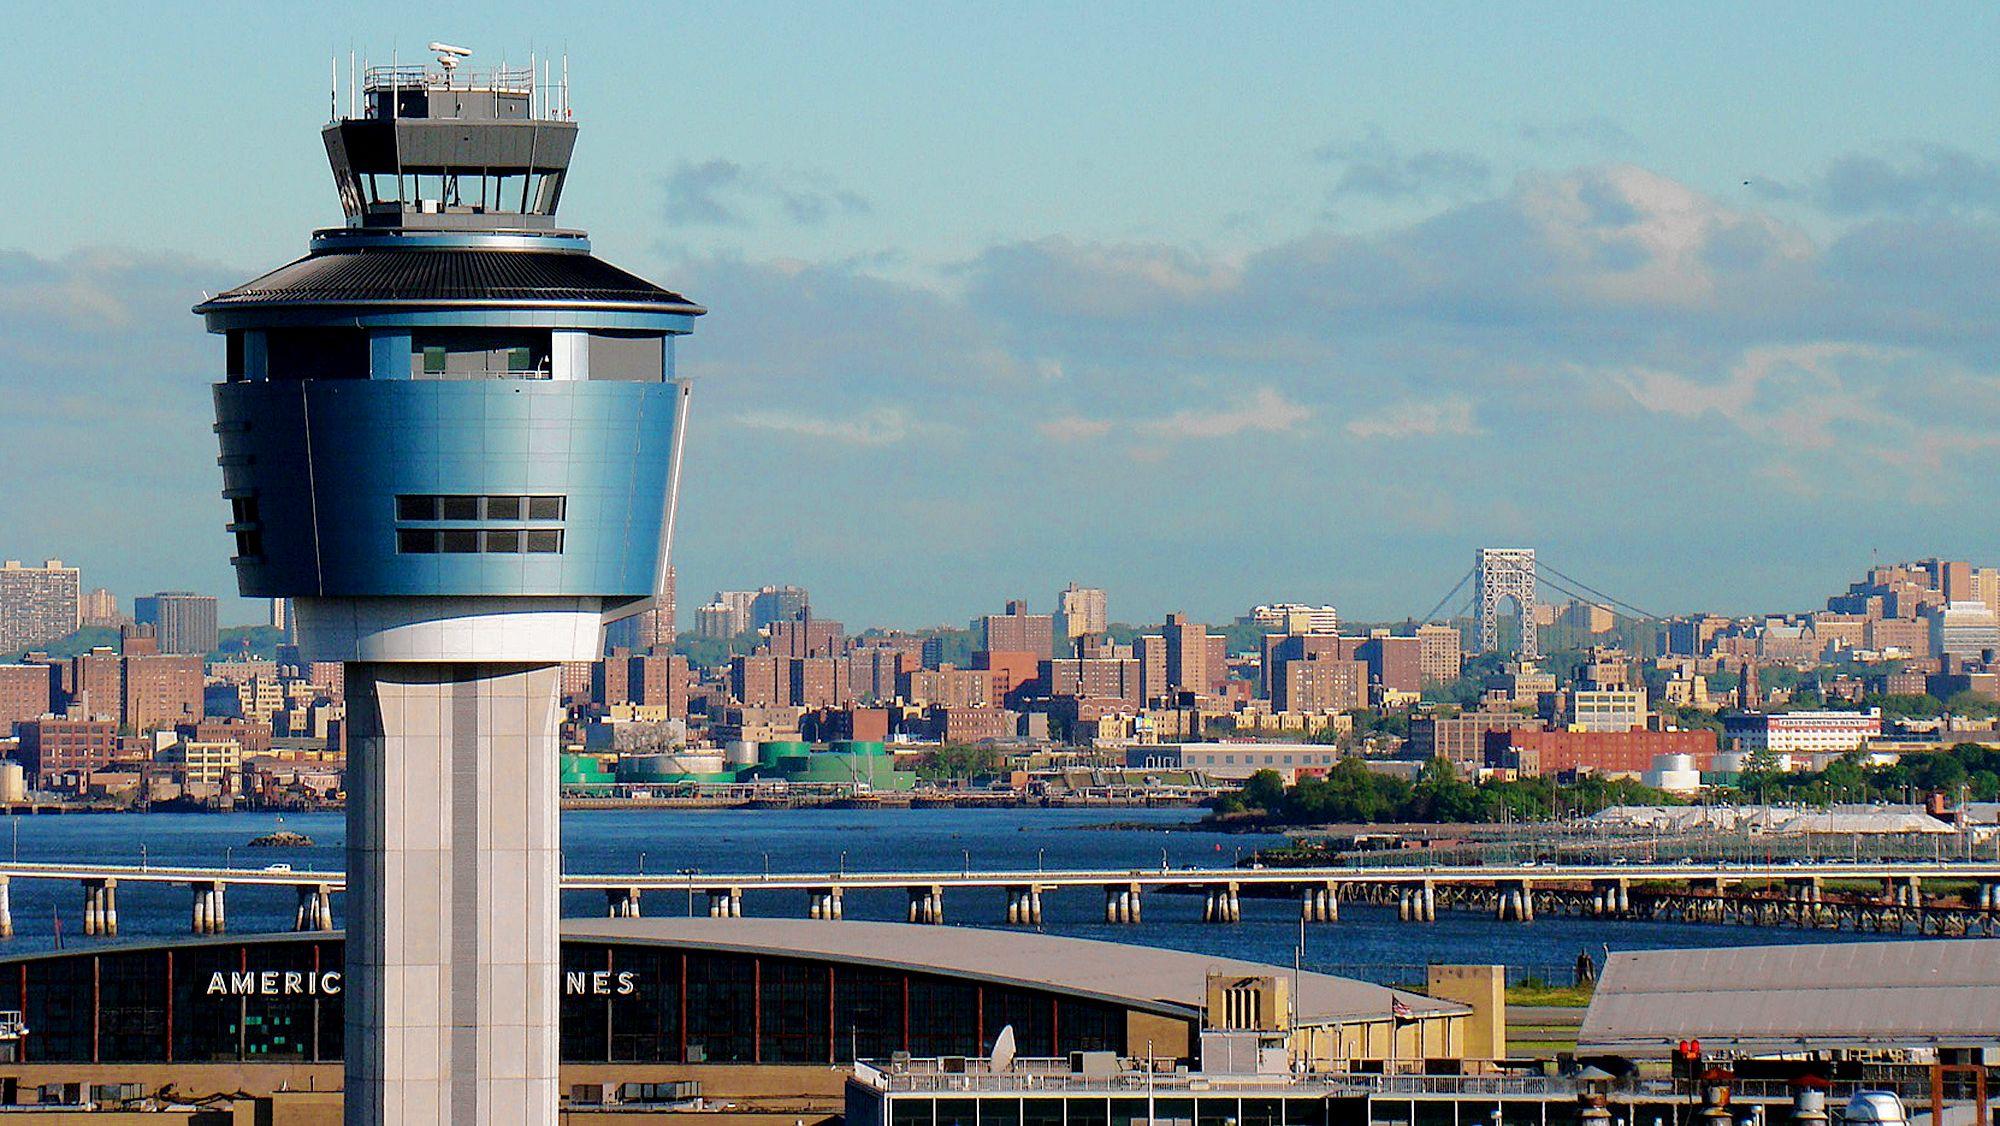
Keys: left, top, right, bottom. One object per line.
{"left": 7, "top": 6, "right": 2000, "bottom": 626}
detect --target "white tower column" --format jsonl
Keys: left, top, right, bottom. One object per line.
{"left": 344, "top": 661, "right": 563, "bottom": 1126}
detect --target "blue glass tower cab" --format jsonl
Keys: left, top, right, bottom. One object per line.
{"left": 195, "top": 52, "right": 699, "bottom": 1125}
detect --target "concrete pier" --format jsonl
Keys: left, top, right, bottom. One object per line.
{"left": 1005, "top": 885, "right": 1044, "bottom": 925}
{"left": 907, "top": 886, "right": 944, "bottom": 924}
{"left": 1590, "top": 879, "right": 1631, "bottom": 917}
{"left": 83, "top": 877, "right": 117, "bottom": 937}
{"left": 1496, "top": 881, "right": 1535, "bottom": 922}
{"left": 192, "top": 880, "right": 227, "bottom": 934}
{"left": 808, "top": 887, "right": 844, "bottom": 920}
{"left": 1103, "top": 883, "right": 1139, "bottom": 924}
{"left": 706, "top": 888, "right": 743, "bottom": 918}
{"left": 0, "top": 876, "right": 12, "bottom": 939}
{"left": 605, "top": 888, "right": 642, "bottom": 919}
{"left": 1202, "top": 883, "right": 1242, "bottom": 923}
{"left": 1301, "top": 882, "right": 1338, "bottom": 922}
{"left": 295, "top": 883, "right": 332, "bottom": 932}
{"left": 1397, "top": 882, "right": 1436, "bottom": 922}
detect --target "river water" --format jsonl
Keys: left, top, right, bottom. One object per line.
{"left": 0, "top": 807, "right": 1931, "bottom": 975}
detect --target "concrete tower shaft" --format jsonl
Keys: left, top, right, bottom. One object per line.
{"left": 196, "top": 54, "right": 701, "bottom": 1126}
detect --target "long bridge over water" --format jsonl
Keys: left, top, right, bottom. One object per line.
{"left": 0, "top": 859, "right": 1997, "bottom": 939}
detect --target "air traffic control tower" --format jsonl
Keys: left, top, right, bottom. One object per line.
{"left": 195, "top": 52, "right": 701, "bottom": 1124}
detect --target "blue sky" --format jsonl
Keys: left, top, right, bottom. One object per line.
{"left": 4, "top": 3, "right": 2000, "bottom": 627}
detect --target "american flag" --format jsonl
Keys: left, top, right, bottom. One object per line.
{"left": 1391, "top": 997, "right": 1413, "bottom": 1022}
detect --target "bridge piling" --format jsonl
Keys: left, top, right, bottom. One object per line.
{"left": 808, "top": 887, "right": 844, "bottom": 920}
{"left": 1201, "top": 884, "right": 1240, "bottom": 923}
{"left": 0, "top": 876, "right": 11, "bottom": 939}
{"left": 706, "top": 888, "right": 742, "bottom": 918}
{"left": 1104, "top": 884, "right": 1138, "bottom": 924}
{"left": 193, "top": 881, "right": 228, "bottom": 935}
{"left": 907, "top": 886, "right": 943, "bottom": 924}
{"left": 605, "top": 887, "right": 642, "bottom": 919}
{"left": 295, "top": 884, "right": 332, "bottom": 931}
{"left": 1005, "top": 885, "right": 1043, "bottom": 925}
{"left": 1301, "top": 882, "right": 1338, "bottom": 922}
{"left": 83, "top": 878, "right": 117, "bottom": 937}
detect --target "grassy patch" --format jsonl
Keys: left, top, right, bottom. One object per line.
{"left": 1506, "top": 980, "right": 1595, "bottom": 1007}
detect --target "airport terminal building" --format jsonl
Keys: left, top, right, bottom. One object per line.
{"left": 0, "top": 920, "right": 1469, "bottom": 1112}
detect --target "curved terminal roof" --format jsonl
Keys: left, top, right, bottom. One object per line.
{"left": 566, "top": 917, "right": 1464, "bottom": 1026}
{"left": 195, "top": 246, "right": 704, "bottom": 315}
{"left": 1, "top": 919, "right": 1462, "bottom": 1028}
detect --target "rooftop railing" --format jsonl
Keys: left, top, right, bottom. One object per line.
{"left": 363, "top": 64, "right": 535, "bottom": 95}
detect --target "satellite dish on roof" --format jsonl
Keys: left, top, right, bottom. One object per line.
{"left": 989, "top": 1024, "right": 1017, "bottom": 1072}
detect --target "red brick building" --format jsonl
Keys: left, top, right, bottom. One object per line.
{"left": 973, "top": 650, "right": 1042, "bottom": 705}
{"left": 18, "top": 717, "right": 121, "bottom": 785}
{"left": 1484, "top": 728, "right": 1719, "bottom": 777}
{"left": 1043, "top": 657, "right": 1144, "bottom": 709}
{"left": 0, "top": 663, "right": 58, "bottom": 734}
{"left": 980, "top": 601, "right": 1054, "bottom": 659}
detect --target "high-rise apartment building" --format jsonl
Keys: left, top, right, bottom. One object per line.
{"left": 0, "top": 663, "right": 58, "bottom": 733}
{"left": 850, "top": 645, "right": 909, "bottom": 703}
{"left": 79, "top": 587, "right": 126, "bottom": 629}
{"left": 1273, "top": 657, "right": 1367, "bottom": 712}
{"left": 767, "top": 612, "right": 846, "bottom": 658}
{"left": 981, "top": 599, "right": 1055, "bottom": 658}
{"left": 1415, "top": 623, "right": 1463, "bottom": 685}
{"left": 1056, "top": 583, "right": 1109, "bottom": 647}
{"left": 1043, "top": 656, "right": 1145, "bottom": 708}
{"left": 0, "top": 559, "right": 80, "bottom": 652}
{"left": 605, "top": 563, "right": 676, "bottom": 651}
{"left": 1134, "top": 634, "right": 1169, "bottom": 701}
{"left": 1162, "top": 613, "right": 1226, "bottom": 695}
{"left": 1930, "top": 601, "right": 2000, "bottom": 660}
{"left": 1358, "top": 633, "right": 1424, "bottom": 696}
{"left": 900, "top": 665, "right": 994, "bottom": 709}
{"left": 1251, "top": 603, "right": 1340, "bottom": 635}
{"left": 751, "top": 585, "right": 810, "bottom": 631}
{"left": 133, "top": 592, "right": 219, "bottom": 656}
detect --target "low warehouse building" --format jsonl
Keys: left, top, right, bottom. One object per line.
{"left": 1579, "top": 939, "right": 2000, "bottom": 1061}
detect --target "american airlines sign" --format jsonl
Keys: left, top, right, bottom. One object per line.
{"left": 205, "top": 970, "right": 343, "bottom": 997}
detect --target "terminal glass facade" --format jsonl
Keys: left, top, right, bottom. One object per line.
{"left": 0, "top": 938, "right": 1141, "bottom": 1066}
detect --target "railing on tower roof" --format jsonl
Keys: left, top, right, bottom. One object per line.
{"left": 362, "top": 63, "right": 536, "bottom": 96}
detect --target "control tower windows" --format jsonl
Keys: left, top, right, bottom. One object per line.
{"left": 395, "top": 493, "right": 567, "bottom": 554}
{"left": 265, "top": 329, "right": 369, "bottom": 380}
{"left": 395, "top": 529, "right": 565, "bottom": 555}
{"left": 410, "top": 330, "right": 552, "bottom": 379}
{"left": 396, "top": 494, "right": 565, "bottom": 522}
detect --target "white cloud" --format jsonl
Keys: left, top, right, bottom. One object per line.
{"left": 732, "top": 405, "right": 940, "bottom": 447}
{"left": 1344, "top": 397, "right": 1481, "bottom": 440}
{"left": 1136, "top": 387, "right": 1312, "bottom": 440}
{"left": 1038, "top": 416, "right": 1113, "bottom": 443}
{"left": 1039, "top": 388, "right": 1313, "bottom": 445}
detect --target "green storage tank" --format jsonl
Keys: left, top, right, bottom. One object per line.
{"left": 759, "top": 740, "right": 810, "bottom": 765}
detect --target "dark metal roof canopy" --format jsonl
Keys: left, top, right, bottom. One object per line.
{"left": 197, "top": 244, "right": 703, "bottom": 314}
{"left": 324, "top": 63, "right": 579, "bottom": 232}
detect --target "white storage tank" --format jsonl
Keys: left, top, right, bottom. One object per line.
{"left": 1642, "top": 753, "right": 1702, "bottom": 793}
{"left": 0, "top": 761, "right": 25, "bottom": 803}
